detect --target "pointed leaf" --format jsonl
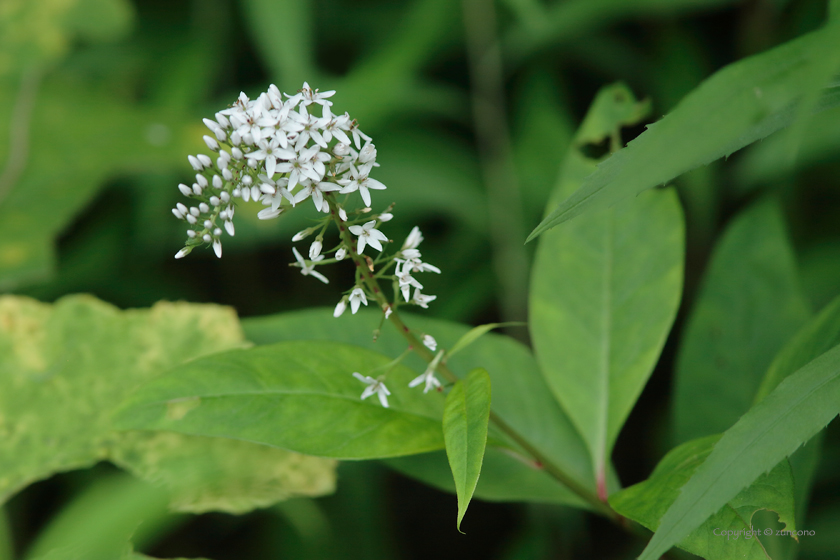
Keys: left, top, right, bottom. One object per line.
{"left": 242, "top": 308, "right": 601, "bottom": 508}
{"left": 530, "top": 83, "right": 684, "bottom": 486}
{"left": 638, "top": 343, "right": 840, "bottom": 560}
{"left": 114, "top": 341, "right": 445, "bottom": 460}
{"left": 611, "top": 435, "right": 796, "bottom": 560}
{"left": 443, "top": 369, "right": 491, "bottom": 530}
{"left": 527, "top": 24, "right": 840, "bottom": 240}
{"left": 674, "top": 199, "right": 811, "bottom": 443}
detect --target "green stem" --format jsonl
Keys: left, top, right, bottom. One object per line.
{"left": 325, "top": 194, "right": 616, "bottom": 522}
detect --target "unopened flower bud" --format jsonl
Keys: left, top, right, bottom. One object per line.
{"left": 197, "top": 154, "right": 212, "bottom": 167}
{"left": 178, "top": 183, "right": 192, "bottom": 196}
{"left": 199, "top": 203, "right": 210, "bottom": 213}
{"left": 335, "top": 247, "right": 346, "bottom": 260}
{"left": 212, "top": 175, "right": 223, "bottom": 189}
{"left": 334, "top": 143, "right": 350, "bottom": 156}
{"left": 203, "top": 135, "right": 219, "bottom": 151}
{"left": 196, "top": 174, "right": 208, "bottom": 188}
{"left": 188, "top": 155, "right": 201, "bottom": 170}
{"left": 210, "top": 196, "right": 220, "bottom": 206}
{"left": 334, "top": 299, "right": 347, "bottom": 318}
{"left": 203, "top": 233, "right": 212, "bottom": 243}
{"left": 309, "top": 240, "right": 322, "bottom": 259}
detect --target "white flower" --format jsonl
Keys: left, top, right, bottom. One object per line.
{"left": 309, "top": 240, "right": 322, "bottom": 259}
{"left": 292, "top": 247, "right": 329, "bottom": 284}
{"left": 397, "top": 265, "right": 423, "bottom": 302}
{"left": 247, "top": 136, "right": 289, "bottom": 178}
{"left": 412, "top": 289, "right": 436, "bottom": 309}
{"left": 349, "top": 220, "right": 388, "bottom": 253}
{"left": 300, "top": 82, "right": 336, "bottom": 106}
{"left": 423, "top": 335, "right": 437, "bottom": 351}
{"left": 293, "top": 180, "right": 341, "bottom": 211}
{"left": 338, "top": 163, "right": 386, "bottom": 207}
{"left": 335, "top": 247, "right": 347, "bottom": 260}
{"left": 402, "top": 226, "right": 423, "bottom": 250}
{"left": 352, "top": 372, "right": 390, "bottom": 407}
{"left": 349, "top": 288, "right": 368, "bottom": 314}
{"left": 334, "top": 298, "right": 347, "bottom": 317}
{"left": 383, "top": 304, "right": 392, "bottom": 319}
{"left": 408, "top": 351, "right": 444, "bottom": 394}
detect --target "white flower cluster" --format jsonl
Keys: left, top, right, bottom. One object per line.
{"left": 172, "top": 83, "right": 444, "bottom": 408}
{"left": 171, "top": 82, "right": 383, "bottom": 259}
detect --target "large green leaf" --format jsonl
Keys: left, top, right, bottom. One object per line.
{"left": 242, "top": 308, "right": 598, "bottom": 507}
{"left": 443, "top": 369, "right": 491, "bottom": 530}
{"left": 114, "top": 341, "right": 446, "bottom": 460}
{"left": 637, "top": 343, "right": 840, "bottom": 560}
{"left": 530, "top": 83, "right": 684, "bottom": 489}
{"left": 611, "top": 435, "right": 796, "bottom": 560}
{"left": 0, "top": 295, "right": 335, "bottom": 512}
{"left": 673, "top": 199, "right": 811, "bottom": 443}
{"left": 527, "top": 23, "right": 840, "bottom": 240}
{"left": 754, "top": 295, "right": 840, "bottom": 523}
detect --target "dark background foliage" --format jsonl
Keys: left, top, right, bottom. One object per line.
{"left": 2, "top": 0, "right": 840, "bottom": 558}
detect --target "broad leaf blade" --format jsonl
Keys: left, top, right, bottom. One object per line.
{"left": 443, "top": 369, "right": 491, "bottom": 531}
{"left": 674, "top": 199, "right": 811, "bottom": 443}
{"left": 530, "top": 83, "right": 683, "bottom": 487}
{"left": 114, "top": 341, "right": 446, "bottom": 460}
{"left": 611, "top": 436, "right": 796, "bottom": 560}
{"left": 638, "top": 343, "right": 840, "bottom": 560}
{"left": 0, "top": 295, "right": 335, "bottom": 512}
{"left": 527, "top": 24, "right": 840, "bottom": 240}
{"left": 242, "top": 308, "right": 599, "bottom": 507}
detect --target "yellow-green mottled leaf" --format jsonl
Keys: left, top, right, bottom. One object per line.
{"left": 611, "top": 435, "right": 796, "bottom": 560}
{"left": 0, "top": 295, "right": 336, "bottom": 513}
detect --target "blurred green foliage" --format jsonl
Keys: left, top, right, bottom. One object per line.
{"left": 2, "top": 0, "right": 840, "bottom": 558}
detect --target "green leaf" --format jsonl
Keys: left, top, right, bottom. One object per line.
{"left": 443, "top": 369, "right": 491, "bottom": 531}
{"left": 0, "top": 295, "right": 335, "bottom": 513}
{"left": 611, "top": 435, "right": 796, "bottom": 560}
{"left": 242, "top": 308, "right": 599, "bottom": 507}
{"left": 24, "top": 473, "right": 172, "bottom": 560}
{"left": 673, "top": 199, "right": 811, "bottom": 443}
{"left": 114, "top": 341, "right": 446, "bottom": 460}
{"left": 637, "top": 343, "right": 840, "bottom": 560}
{"left": 529, "top": 83, "right": 684, "bottom": 487}
{"left": 527, "top": 24, "right": 840, "bottom": 240}
{"left": 754, "top": 295, "right": 840, "bottom": 523}
{"left": 447, "top": 322, "right": 524, "bottom": 357}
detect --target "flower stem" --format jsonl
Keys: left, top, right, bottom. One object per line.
{"left": 325, "top": 194, "right": 617, "bottom": 522}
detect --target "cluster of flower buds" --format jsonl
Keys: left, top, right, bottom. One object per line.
{"left": 172, "top": 83, "right": 443, "bottom": 406}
